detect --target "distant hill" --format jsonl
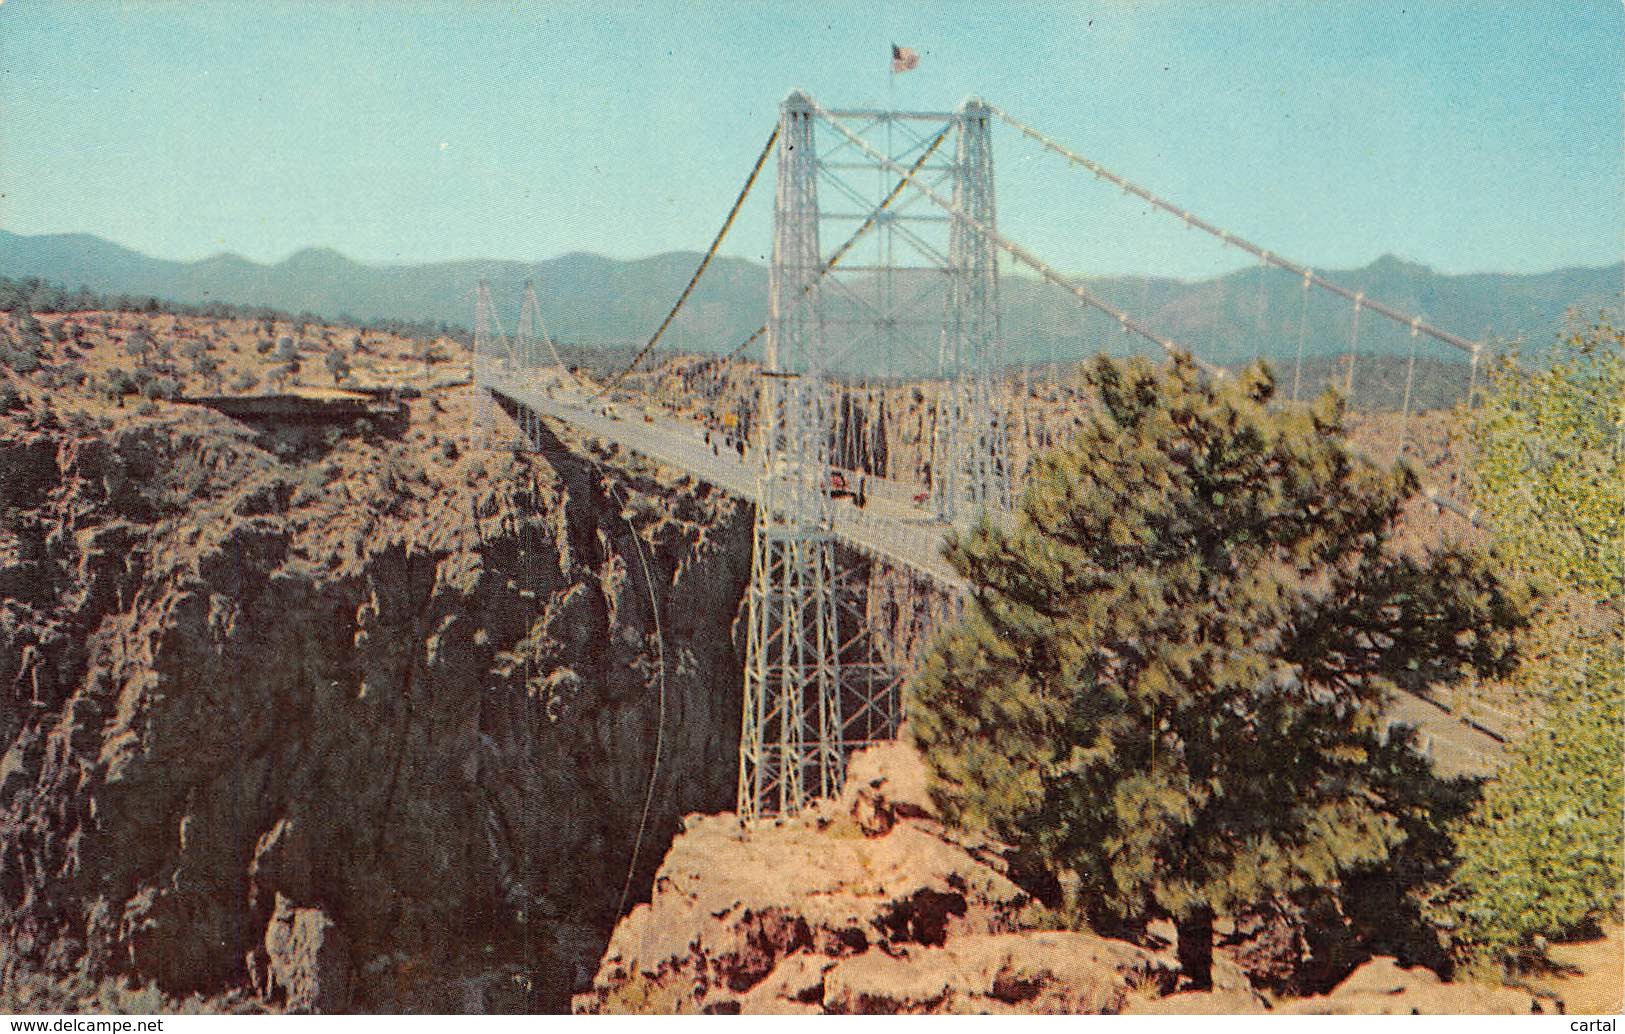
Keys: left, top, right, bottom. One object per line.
{"left": 0, "top": 231, "right": 773, "bottom": 349}
{"left": 2, "top": 230, "right": 1617, "bottom": 375}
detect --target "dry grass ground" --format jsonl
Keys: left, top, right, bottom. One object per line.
{"left": 1533, "top": 924, "right": 1625, "bottom": 1015}
{"left": 8, "top": 309, "right": 463, "bottom": 402}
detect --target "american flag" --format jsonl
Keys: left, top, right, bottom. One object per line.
{"left": 890, "top": 43, "right": 919, "bottom": 73}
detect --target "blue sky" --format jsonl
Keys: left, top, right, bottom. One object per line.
{"left": 1, "top": 1, "right": 1620, "bottom": 278}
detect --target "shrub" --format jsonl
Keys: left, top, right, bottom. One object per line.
{"left": 269, "top": 361, "right": 300, "bottom": 391}
{"left": 138, "top": 374, "right": 180, "bottom": 401}
{"left": 1466, "top": 315, "right": 1623, "bottom": 599}
{"left": 0, "top": 339, "right": 42, "bottom": 374}
{"left": 193, "top": 354, "right": 224, "bottom": 393}
{"left": 124, "top": 329, "right": 153, "bottom": 361}
{"left": 1445, "top": 628, "right": 1621, "bottom": 961}
{"left": 16, "top": 307, "right": 43, "bottom": 351}
{"left": 413, "top": 340, "right": 450, "bottom": 365}
{"left": 100, "top": 366, "right": 137, "bottom": 398}
{"left": 324, "top": 348, "right": 351, "bottom": 384}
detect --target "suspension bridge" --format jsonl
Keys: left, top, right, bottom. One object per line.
{"left": 470, "top": 90, "right": 1505, "bottom": 821}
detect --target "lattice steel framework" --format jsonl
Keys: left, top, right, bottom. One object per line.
{"left": 511, "top": 281, "right": 548, "bottom": 448}
{"left": 471, "top": 280, "right": 507, "bottom": 449}
{"left": 793, "top": 97, "right": 1012, "bottom": 522}
{"left": 472, "top": 279, "right": 558, "bottom": 451}
{"left": 740, "top": 91, "right": 846, "bottom": 819}
{"left": 933, "top": 99, "right": 1011, "bottom": 521}
{"left": 738, "top": 92, "right": 1007, "bottom": 821}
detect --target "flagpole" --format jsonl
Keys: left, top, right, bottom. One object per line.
{"left": 887, "top": 42, "right": 897, "bottom": 112}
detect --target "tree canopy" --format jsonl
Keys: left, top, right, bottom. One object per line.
{"left": 1445, "top": 315, "right": 1624, "bottom": 961}
{"left": 908, "top": 354, "right": 1524, "bottom": 986}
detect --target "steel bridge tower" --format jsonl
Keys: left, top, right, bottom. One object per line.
{"left": 932, "top": 99, "right": 1011, "bottom": 522}
{"left": 471, "top": 280, "right": 505, "bottom": 450}
{"left": 738, "top": 92, "right": 1008, "bottom": 821}
{"left": 739, "top": 91, "right": 846, "bottom": 819}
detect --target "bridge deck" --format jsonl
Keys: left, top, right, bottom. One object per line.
{"left": 493, "top": 378, "right": 967, "bottom": 586}
{"left": 492, "top": 377, "right": 1506, "bottom": 777}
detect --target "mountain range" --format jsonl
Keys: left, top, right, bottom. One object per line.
{"left": 2, "top": 229, "right": 1617, "bottom": 374}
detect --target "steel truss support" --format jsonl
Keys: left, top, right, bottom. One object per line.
{"left": 739, "top": 526, "right": 904, "bottom": 820}
{"left": 932, "top": 99, "right": 1011, "bottom": 521}
{"left": 473, "top": 279, "right": 552, "bottom": 450}
{"left": 786, "top": 95, "right": 1011, "bottom": 523}
{"left": 471, "top": 279, "right": 506, "bottom": 449}
{"left": 739, "top": 92, "right": 904, "bottom": 822}
{"left": 511, "top": 281, "right": 547, "bottom": 449}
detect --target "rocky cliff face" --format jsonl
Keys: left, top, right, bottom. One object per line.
{"left": 0, "top": 383, "right": 752, "bottom": 1011}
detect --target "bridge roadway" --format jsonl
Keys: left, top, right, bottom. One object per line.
{"left": 491, "top": 375, "right": 969, "bottom": 587}
{"left": 489, "top": 374, "right": 1506, "bottom": 777}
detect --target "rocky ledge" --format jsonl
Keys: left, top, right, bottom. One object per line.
{"left": 575, "top": 739, "right": 1551, "bottom": 1016}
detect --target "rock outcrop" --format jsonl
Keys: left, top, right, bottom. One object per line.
{"left": 575, "top": 738, "right": 1553, "bottom": 1016}
{"left": 574, "top": 740, "right": 1173, "bottom": 1014}
{"left": 0, "top": 373, "right": 752, "bottom": 1012}
{"left": 260, "top": 895, "right": 350, "bottom": 1013}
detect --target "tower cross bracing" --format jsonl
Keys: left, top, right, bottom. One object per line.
{"left": 737, "top": 92, "right": 1012, "bottom": 821}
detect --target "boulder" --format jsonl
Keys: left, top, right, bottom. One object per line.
{"left": 844, "top": 735, "right": 936, "bottom": 836}
{"left": 574, "top": 805, "right": 1031, "bottom": 1013}
{"left": 737, "top": 951, "right": 836, "bottom": 1013}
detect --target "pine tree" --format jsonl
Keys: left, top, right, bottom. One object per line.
{"left": 908, "top": 354, "right": 1525, "bottom": 987}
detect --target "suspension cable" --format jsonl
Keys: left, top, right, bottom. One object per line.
{"left": 599, "top": 125, "right": 780, "bottom": 395}
{"left": 1291, "top": 272, "right": 1311, "bottom": 401}
{"left": 1252, "top": 257, "right": 1268, "bottom": 363}
{"left": 1344, "top": 295, "right": 1364, "bottom": 397}
{"left": 807, "top": 99, "right": 1485, "bottom": 529}
{"left": 987, "top": 104, "right": 1482, "bottom": 357}
{"left": 1400, "top": 321, "right": 1421, "bottom": 447}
